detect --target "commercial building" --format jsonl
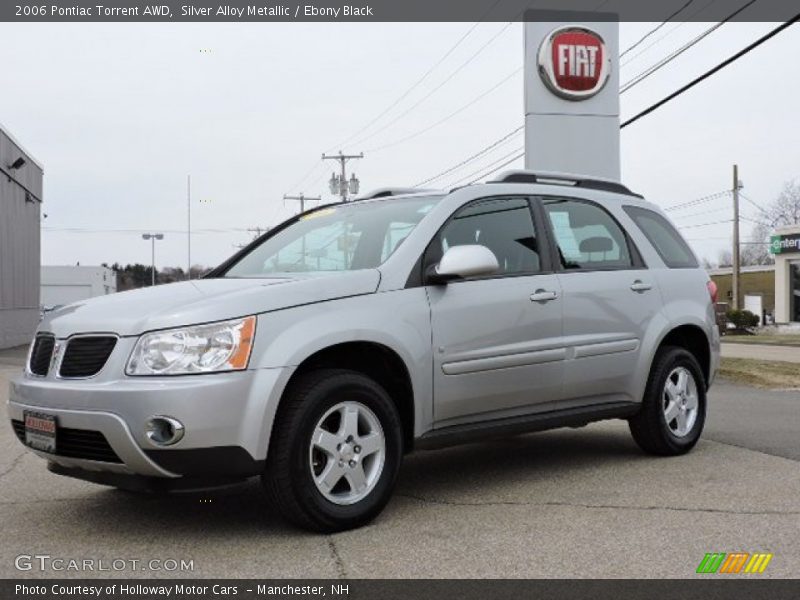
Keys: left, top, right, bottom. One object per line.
{"left": 41, "top": 265, "right": 117, "bottom": 308}
{"left": 0, "top": 124, "right": 42, "bottom": 349}
{"left": 709, "top": 265, "right": 775, "bottom": 325}
{"left": 771, "top": 225, "right": 800, "bottom": 324}
{"left": 708, "top": 224, "right": 800, "bottom": 326}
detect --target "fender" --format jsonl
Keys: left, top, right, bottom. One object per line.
{"left": 248, "top": 288, "right": 434, "bottom": 459}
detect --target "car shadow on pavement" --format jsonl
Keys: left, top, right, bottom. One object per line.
{"left": 60, "top": 424, "right": 642, "bottom": 535}
{"left": 398, "top": 425, "right": 642, "bottom": 497}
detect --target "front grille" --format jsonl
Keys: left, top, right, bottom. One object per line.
{"left": 29, "top": 335, "right": 55, "bottom": 376}
{"left": 59, "top": 336, "right": 117, "bottom": 378}
{"left": 11, "top": 419, "right": 122, "bottom": 463}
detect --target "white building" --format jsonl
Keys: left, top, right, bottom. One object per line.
{"left": 771, "top": 225, "right": 800, "bottom": 324}
{"left": 0, "top": 123, "right": 43, "bottom": 349}
{"left": 40, "top": 266, "right": 117, "bottom": 308}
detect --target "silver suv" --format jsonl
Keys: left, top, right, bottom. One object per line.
{"left": 9, "top": 171, "right": 720, "bottom": 532}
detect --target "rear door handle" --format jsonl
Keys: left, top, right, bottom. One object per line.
{"left": 530, "top": 289, "right": 559, "bottom": 302}
{"left": 630, "top": 280, "right": 653, "bottom": 293}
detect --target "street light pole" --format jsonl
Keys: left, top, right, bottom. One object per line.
{"left": 142, "top": 233, "right": 164, "bottom": 286}
{"left": 187, "top": 174, "right": 191, "bottom": 280}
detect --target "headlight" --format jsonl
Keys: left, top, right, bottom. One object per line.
{"left": 126, "top": 316, "right": 256, "bottom": 376}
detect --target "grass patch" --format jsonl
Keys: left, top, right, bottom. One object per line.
{"left": 723, "top": 334, "right": 800, "bottom": 347}
{"left": 719, "top": 357, "right": 800, "bottom": 389}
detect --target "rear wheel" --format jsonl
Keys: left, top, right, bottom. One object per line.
{"left": 629, "top": 346, "right": 706, "bottom": 456}
{"left": 263, "top": 369, "right": 403, "bottom": 532}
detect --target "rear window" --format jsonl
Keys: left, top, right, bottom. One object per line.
{"left": 623, "top": 206, "right": 698, "bottom": 269}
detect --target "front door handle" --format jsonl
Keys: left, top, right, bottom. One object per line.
{"left": 530, "top": 289, "right": 559, "bottom": 303}
{"left": 630, "top": 280, "right": 653, "bottom": 293}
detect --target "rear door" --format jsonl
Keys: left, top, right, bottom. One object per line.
{"left": 540, "top": 196, "right": 659, "bottom": 404}
{"left": 427, "top": 196, "right": 565, "bottom": 425}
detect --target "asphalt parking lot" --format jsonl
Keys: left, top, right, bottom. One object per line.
{"left": 1, "top": 359, "right": 799, "bottom": 579}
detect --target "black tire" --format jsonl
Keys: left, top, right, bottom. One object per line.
{"left": 629, "top": 346, "right": 707, "bottom": 456}
{"left": 263, "top": 368, "right": 403, "bottom": 533}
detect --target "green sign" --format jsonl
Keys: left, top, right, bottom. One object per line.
{"left": 770, "top": 233, "right": 800, "bottom": 255}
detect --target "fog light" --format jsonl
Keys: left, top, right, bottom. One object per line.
{"left": 145, "top": 416, "right": 185, "bottom": 446}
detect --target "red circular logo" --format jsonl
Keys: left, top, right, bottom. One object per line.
{"left": 538, "top": 26, "right": 610, "bottom": 100}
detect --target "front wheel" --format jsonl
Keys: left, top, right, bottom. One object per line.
{"left": 263, "top": 369, "right": 403, "bottom": 532}
{"left": 629, "top": 346, "right": 706, "bottom": 456}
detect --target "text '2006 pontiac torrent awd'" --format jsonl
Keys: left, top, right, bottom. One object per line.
{"left": 9, "top": 171, "right": 720, "bottom": 532}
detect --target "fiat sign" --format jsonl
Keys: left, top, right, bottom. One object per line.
{"left": 538, "top": 26, "right": 610, "bottom": 100}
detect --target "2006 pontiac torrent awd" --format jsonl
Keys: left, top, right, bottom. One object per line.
{"left": 9, "top": 171, "right": 720, "bottom": 532}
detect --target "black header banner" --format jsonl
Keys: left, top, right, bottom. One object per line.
{"left": 2, "top": 0, "right": 799, "bottom": 22}
{"left": 3, "top": 579, "right": 800, "bottom": 600}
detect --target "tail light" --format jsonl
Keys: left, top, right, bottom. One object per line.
{"left": 706, "top": 280, "right": 718, "bottom": 304}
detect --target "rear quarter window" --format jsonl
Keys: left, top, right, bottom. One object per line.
{"left": 623, "top": 205, "right": 699, "bottom": 269}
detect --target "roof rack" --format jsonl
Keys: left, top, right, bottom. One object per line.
{"left": 489, "top": 170, "right": 642, "bottom": 198}
{"left": 353, "top": 187, "right": 439, "bottom": 201}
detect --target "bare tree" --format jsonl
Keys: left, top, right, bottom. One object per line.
{"left": 740, "top": 222, "right": 774, "bottom": 266}
{"left": 734, "top": 180, "right": 800, "bottom": 267}
{"left": 765, "top": 180, "right": 800, "bottom": 228}
{"left": 701, "top": 256, "right": 717, "bottom": 270}
{"left": 717, "top": 249, "right": 733, "bottom": 268}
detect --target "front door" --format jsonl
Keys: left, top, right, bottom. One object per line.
{"left": 427, "top": 196, "right": 565, "bottom": 426}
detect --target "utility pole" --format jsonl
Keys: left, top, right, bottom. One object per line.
{"left": 732, "top": 165, "right": 742, "bottom": 310}
{"left": 283, "top": 193, "right": 321, "bottom": 214}
{"left": 235, "top": 227, "right": 268, "bottom": 249}
{"left": 187, "top": 174, "right": 192, "bottom": 279}
{"left": 247, "top": 227, "right": 268, "bottom": 239}
{"left": 322, "top": 151, "right": 363, "bottom": 202}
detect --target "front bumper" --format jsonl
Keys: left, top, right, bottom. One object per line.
{"left": 8, "top": 363, "right": 292, "bottom": 480}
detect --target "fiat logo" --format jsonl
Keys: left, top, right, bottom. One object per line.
{"left": 538, "top": 26, "right": 610, "bottom": 100}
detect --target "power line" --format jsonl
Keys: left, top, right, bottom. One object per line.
{"left": 452, "top": 147, "right": 524, "bottom": 186}
{"left": 326, "top": 1, "right": 504, "bottom": 152}
{"left": 285, "top": 162, "right": 325, "bottom": 195}
{"left": 418, "top": 15, "right": 789, "bottom": 189}
{"left": 366, "top": 66, "right": 522, "bottom": 153}
{"left": 739, "top": 215, "right": 771, "bottom": 227}
{"left": 621, "top": 0, "right": 721, "bottom": 68}
{"left": 43, "top": 227, "right": 251, "bottom": 234}
{"left": 620, "top": 0, "right": 759, "bottom": 94}
{"left": 432, "top": 11, "right": 796, "bottom": 186}
{"left": 681, "top": 219, "right": 734, "bottom": 229}
{"left": 348, "top": 21, "right": 516, "bottom": 149}
{"left": 413, "top": 125, "right": 524, "bottom": 187}
{"left": 739, "top": 191, "right": 771, "bottom": 217}
{"left": 619, "top": 0, "right": 696, "bottom": 58}
{"left": 621, "top": 15, "right": 800, "bottom": 129}
{"left": 671, "top": 205, "right": 732, "bottom": 220}
{"left": 664, "top": 191, "right": 731, "bottom": 212}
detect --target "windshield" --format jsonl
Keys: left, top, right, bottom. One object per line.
{"left": 224, "top": 196, "right": 441, "bottom": 277}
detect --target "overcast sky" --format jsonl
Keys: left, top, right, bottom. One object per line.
{"left": 1, "top": 21, "right": 798, "bottom": 269}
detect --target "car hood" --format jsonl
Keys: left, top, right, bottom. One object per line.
{"left": 40, "top": 270, "right": 381, "bottom": 338}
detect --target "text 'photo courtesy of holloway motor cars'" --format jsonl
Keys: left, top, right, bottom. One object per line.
{"left": 3, "top": 0, "right": 800, "bottom": 593}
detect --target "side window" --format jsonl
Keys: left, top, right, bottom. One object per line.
{"left": 436, "top": 197, "right": 541, "bottom": 276}
{"left": 380, "top": 221, "right": 416, "bottom": 262}
{"left": 543, "top": 198, "right": 633, "bottom": 270}
{"left": 623, "top": 205, "right": 699, "bottom": 268}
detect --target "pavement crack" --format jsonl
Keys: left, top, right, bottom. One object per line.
{"left": 327, "top": 538, "right": 347, "bottom": 579}
{"left": 705, "top": 437, "right": 800, "bottom": 463}
{"left": 0, "top": 451, "right": 26, "bottom": 481}
{"left": 397, "top": 493, "right": 800, "bottom": 516}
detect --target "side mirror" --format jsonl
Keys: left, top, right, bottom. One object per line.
{"left": 428, "top": 245, "right": 499, "bottom": 284}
